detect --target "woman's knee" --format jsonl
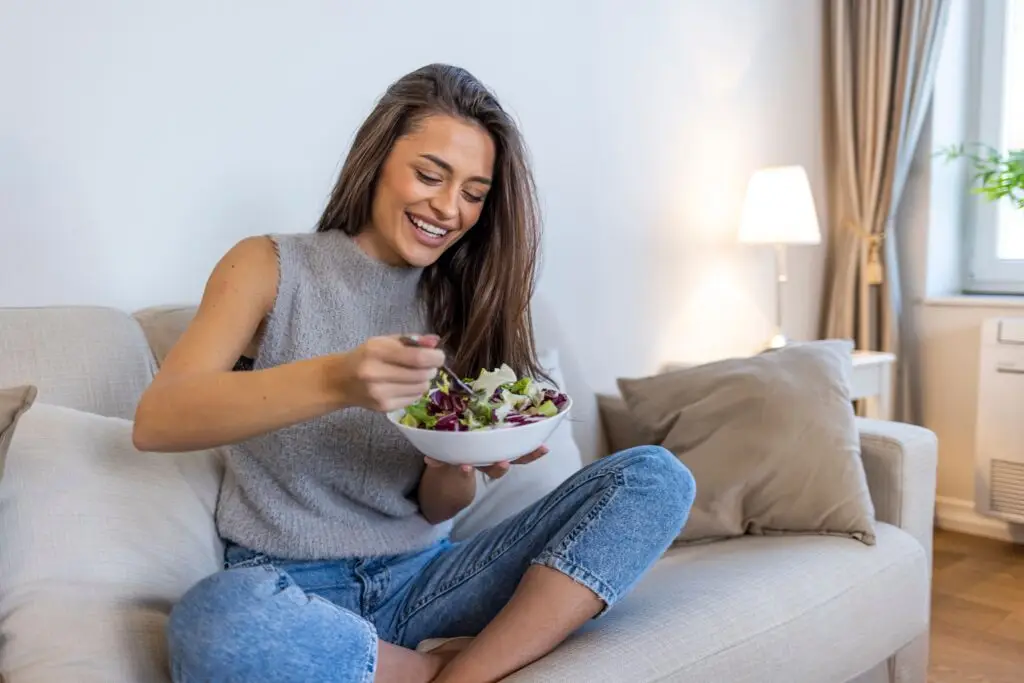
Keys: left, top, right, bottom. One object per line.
{"left": 609, "top": 445, "right": 696, "bottom": 530}
{"left": 167, "top": 566, "right": 280, "bottom": 679}
{"left": 169, "top": 566, "right": 274, "bottom": 629}
{"left": 167, "top": 565, "right": 377, "bottom": 682}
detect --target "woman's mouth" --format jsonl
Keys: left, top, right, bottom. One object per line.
{"left": 406, "top": 212, "right": 451, "bottom": 245}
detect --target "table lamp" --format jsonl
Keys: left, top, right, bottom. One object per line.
{"left": 737, "top": 165, "right": 821, "bottom": 349}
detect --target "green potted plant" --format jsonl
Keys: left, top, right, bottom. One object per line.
{"left": 939, "top": 143, "right": 1024, "bottom": 209}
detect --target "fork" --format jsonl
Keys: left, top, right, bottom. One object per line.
{"left": 398, "top": 335, "right": 475, "bottom": 396}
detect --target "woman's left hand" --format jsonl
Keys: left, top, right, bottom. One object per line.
{"left": 424, "top": 445, "right": 549, "bottom": 481}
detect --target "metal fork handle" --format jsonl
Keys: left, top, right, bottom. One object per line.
{"left": 397, "top": 335, "right": 474, "bottom": 395}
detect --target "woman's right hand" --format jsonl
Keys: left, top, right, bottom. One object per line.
{"left": 332, "top": 334, "right": 445, "bottom": 412}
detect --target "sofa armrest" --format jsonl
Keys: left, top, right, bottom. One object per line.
{"left": 856, "top": 417, "right": 938, "bottom": 563}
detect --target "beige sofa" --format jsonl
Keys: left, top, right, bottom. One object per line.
{"left": 0, "top": 303, "right": 937, "bottom": 683}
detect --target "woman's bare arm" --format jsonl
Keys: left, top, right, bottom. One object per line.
{"left": 132, "top": 236, "right": 348, "bottom": 452}
{"left": 418, "top": 463, "right": 478, "bottom": 525}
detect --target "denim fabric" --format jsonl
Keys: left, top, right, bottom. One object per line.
{"left": 167, "top": 446, "right": 695, "bottom": 683}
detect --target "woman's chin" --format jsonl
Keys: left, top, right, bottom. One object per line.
{"left": 397, "top": 241, "right": 445, "bottom": 268}
{"left": 395, "top": 232, "right": 458, "bottom": 267}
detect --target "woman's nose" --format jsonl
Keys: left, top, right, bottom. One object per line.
{"left": 429, "top": 186, "right": 459, "bottom": 221}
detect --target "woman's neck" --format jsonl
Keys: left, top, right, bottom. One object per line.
{"left": 321, "top": 228, "right": 423, "bottom": 297}
{"left": 353, "top": 228, "right": 409, "bottom": 268}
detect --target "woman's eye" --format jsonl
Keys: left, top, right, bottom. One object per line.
{"left": 463, "top": 191, "right": 485, "bottom": 204}
{"left": 415, "top": 170, "right": 442, "bottom": 185}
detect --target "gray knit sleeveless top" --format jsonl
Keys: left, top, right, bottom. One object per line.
{"left": 215, "top": 229, "right": 451, "bottom": 560}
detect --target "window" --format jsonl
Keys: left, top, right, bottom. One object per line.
{"left": 965, "top": 0, "right": 1024, "bottom": 293}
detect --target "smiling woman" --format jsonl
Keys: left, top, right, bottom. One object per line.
{"left": 136, "top": 63, "right": 696, "bottom": 683}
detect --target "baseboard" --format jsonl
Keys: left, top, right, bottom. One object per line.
{"left": 935, "top": 496, "right": 1024, "bottom": 543}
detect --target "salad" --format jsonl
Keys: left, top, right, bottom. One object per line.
{"left": 397, "top": 364, "right": 569, "bottom": 432}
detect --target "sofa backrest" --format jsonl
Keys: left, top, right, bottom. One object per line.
{"left": 0, "top": 306, "right": 157, "bottom": 420}
{"left": 0, "top": 298, "right": 608, "bottom": 462}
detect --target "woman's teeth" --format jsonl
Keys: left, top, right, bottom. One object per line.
{"left": 409, "top": 214, "right": 448, "bottom": 238}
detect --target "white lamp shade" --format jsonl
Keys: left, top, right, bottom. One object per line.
{"left": 737, "top": 165, "right": 821, "bottom": 245}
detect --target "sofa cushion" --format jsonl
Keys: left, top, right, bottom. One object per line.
{"left": 451, "top": 349, "right": 583, "bottom": 540}
{"left": 528, "top": 297, "right": 604, "bottom": 463}
{"left": 617, "top": 340, "right": 877, "bottom": 545}
{"left": 0, "top": 307, "right": 156, "bottom": 420}
{"left": 597, "top": 393, "right": 649, "bottom": 453}
{"left": 505, "top": 523, "right": 928, "bottom": 683}
{"left": 0, "top": 386, "right": 36, "bottom": 480}
{"left": 0, "top": 402, "right": 223, "bottom": 683}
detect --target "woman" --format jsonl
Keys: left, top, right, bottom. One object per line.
{"left": 135, "top": 63, "right": 695, "bottom": 683}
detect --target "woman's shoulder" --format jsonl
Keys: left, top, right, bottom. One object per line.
{"left": 209, "top": 235, "right": 280, "bottom": 295}
{"left": 225, "top": 232, "right": 331, "bottom": 279}
{"left": 261, "top": 230, "right": 345, "bottom": 265}
{"left": 227, "top": 234, "right": 279, "bottom": 259}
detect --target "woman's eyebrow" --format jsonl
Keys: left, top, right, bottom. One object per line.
{"left": 419, "top": 154, "right": 492, "bottom": 186}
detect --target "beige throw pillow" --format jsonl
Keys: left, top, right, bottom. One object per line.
{"left": 0, "top": 385, "right": 37, "bottom": 480}
{"left": 617, "top": 340, "right": 876, "bottom": 545}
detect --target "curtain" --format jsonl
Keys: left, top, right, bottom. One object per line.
{"left": 821, "top": 0, "right": 951, "bottom": 424}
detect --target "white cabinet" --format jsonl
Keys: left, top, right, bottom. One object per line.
{"left": 975, "top": 317, "right": 1024, "bottom": 524}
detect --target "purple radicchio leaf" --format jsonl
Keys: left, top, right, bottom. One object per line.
{"left": 434, "top": 413, "right": 461, "bottom": 431}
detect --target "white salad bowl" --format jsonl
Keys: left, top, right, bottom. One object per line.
{"left": 387, "top": 397, "right": 573, "bottom": 467}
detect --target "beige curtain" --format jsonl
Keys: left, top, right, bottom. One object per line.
{"left": 821, "top": 0, "right": 950, "bottom": 423}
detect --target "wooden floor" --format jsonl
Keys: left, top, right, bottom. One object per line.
{"left": 928, "top": 529, "right": 1024, "bottom": 683}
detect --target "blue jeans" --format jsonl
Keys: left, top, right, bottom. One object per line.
{"left": 166, "top": 446, "right": 695, "bottom": 683}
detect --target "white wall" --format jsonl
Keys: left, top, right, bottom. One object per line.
{"left": 1, "top": 0, "right": 827, "bottom": 394}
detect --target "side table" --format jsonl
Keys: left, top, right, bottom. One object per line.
{"left": 851, "top": 351, "right": 896, "bottom": 421}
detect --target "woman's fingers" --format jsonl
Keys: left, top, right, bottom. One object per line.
{"left": 512, "top": 445, "right": 549, "bottom": 465}
{"left": 477, "top": 461, "right": 511, "bottom": 479}
{"left": 387, "top": 335, "right": 446, "bottom": 369}
{"left": 398, "top": 334, "right": 441, "bottom": 348}
{"left": 422, "top": 446, "right": 549, "bottom": 480}
{"left": 473, "top": 446, "right": 549, "bottom": 478}
{"left": 424, "top": 457, "right": 473, "bottom": 474}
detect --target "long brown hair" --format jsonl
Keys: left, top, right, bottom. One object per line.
{"left": 316, "top": 64, "right": 544, "bottom": 380}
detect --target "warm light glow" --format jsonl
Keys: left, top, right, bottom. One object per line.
{"left": 737, "top": 165, "right": 821, "bottom": 245}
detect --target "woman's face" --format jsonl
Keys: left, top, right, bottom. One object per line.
{"left": 362, "top": 114, "right": 496, "bottom": 267}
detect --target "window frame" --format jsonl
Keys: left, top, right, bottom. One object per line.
{"left": 963, "top": 0, "right": 1024, "bottom": 294}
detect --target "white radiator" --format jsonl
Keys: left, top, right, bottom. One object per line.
{"left": 975, "top": 317, "right": 1024, "bottom": 523}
